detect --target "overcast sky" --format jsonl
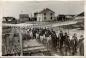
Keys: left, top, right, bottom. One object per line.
{"left": 1, "top": 1, "right": 84, "bottom": 19}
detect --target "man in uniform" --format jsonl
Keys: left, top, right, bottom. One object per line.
{"left": 58, "top": 31, "right": 64, "bottom": 55}
{"left": 51, "top": 29, "right": 58, "bottom": 51}
{"left": 64, "top": 32, "right": 70, "bottom": 55}
{"left": 71, "top": 33, "right": 78, "bottom": 55}
{"left": 78, "top": 35, "right": 84, "bottom": 56}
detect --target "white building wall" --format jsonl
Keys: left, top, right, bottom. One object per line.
{"left": 43, "top": 12, "right": 55, "bottom": 21}
{"left": 37, "top": 14, "right": 43, "bottom": 21}
{"left": 37, "top": 11, "right": 55, "bottom": 21}
{"left": 75, "top": 16, "right": 84, "bottom": 20}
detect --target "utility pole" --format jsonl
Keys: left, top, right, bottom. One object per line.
{"left": 19, "top": 27, "right": 23, "bottom": 56}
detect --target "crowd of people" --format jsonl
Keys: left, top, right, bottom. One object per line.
{"left": 22, "top": 27, "right": 84, "bottom": 56}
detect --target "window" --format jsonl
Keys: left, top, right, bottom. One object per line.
{"left": 18, "top": 39, "right": 20, "bottom": 42}
{"left": 51, "top": 17, "right": 52, "bottom": 19}
{"left": 50, "top": 13, "right": 53, "bottom": 16}
{"left": 44, "top": 13, "right": 46, "bottom": 15}
{"left": 44, "top": 17, "right": 46, "bottom": 19}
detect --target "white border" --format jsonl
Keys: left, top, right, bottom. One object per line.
{"left": 0, "top": 0, "right": 85, "bottom": 58}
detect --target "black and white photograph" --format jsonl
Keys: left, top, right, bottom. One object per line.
{"left": 1, "top": 1, "right": 84, "bottom": 56}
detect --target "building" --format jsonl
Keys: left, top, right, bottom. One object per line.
{"left": 74, "top": 12, "right": 84, "bottom": 29}
{"left": 74, "top": 12, "right": 84, "bottom": 22}
{"left": 2, "top": 17, "right": 17, "bottom": 24}
{"left": 57, "top": 15, "right": 75, "bottom": 21}
{"left": 34, "top": 8, "right": 55, "bottom": 21}
{"left": 19, "top": 14, "right": 30, "bottom": 23}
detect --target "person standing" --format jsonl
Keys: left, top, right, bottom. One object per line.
{"left": 71, "top": 33, "right": 78, "bottom": 55}
{"left": 58, "top": 31, "right": 64, "bottom": 55}
{"left": 51, "top": 29, "right": 57, "bottom": 52}
{"left": 64, "top": 32, "right": 70, "bottom": 56}
{"left": 78, "top": 35, "right": 84, "bottom": 56}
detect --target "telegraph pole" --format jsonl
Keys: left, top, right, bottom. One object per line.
{"left": 19, "top": 27, "right": 23, "bottom": 56}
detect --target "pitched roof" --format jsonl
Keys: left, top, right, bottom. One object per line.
{"left": 3, "top": 17, "right": 15, "bottom": 20}
{"left": 39, "top": 8, "right": 55, "bottom": 14}
{"left": 77, "top": 12, "right": 84, "bottom": 16}
{"left": 58, "top": 14, "right": 75, "bottom": 16}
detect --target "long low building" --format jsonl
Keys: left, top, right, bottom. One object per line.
{"left": 57, "top": 15, "right": 75, "bottom": 21}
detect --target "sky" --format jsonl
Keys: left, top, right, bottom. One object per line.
{"left": 1, "top": 1, "right": 84, "bottom": 19}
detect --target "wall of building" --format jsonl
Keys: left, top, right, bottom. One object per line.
{"left": 37, "top": 11, "right": 55, "bottom": 22}
{"left": 75, "top": 16, "right": 84, "bottom": 20}
{"left": 19, "top": 14, "right": 29, "bottom": 23}
{"left": 37, "top": 14, "right": 43, "bottom": 21}
{"left": 19, "top": 18, "right": 29, "bottom": 23}
{"left": 43, "top": 12, "right": 55, "bottom": 21}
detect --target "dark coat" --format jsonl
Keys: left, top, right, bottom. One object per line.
{"left": 45, "top": 30, "right": 51, "bottom": 37}
{"left": 70, "top": 36, "right": 78, "bottom": 48}
{"left": 64, "top": 35, "right": 70, "bottom": 47}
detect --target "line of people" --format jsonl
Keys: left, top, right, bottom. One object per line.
{"left": 22, "top": 27, "right": 84, "bottom": 56}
